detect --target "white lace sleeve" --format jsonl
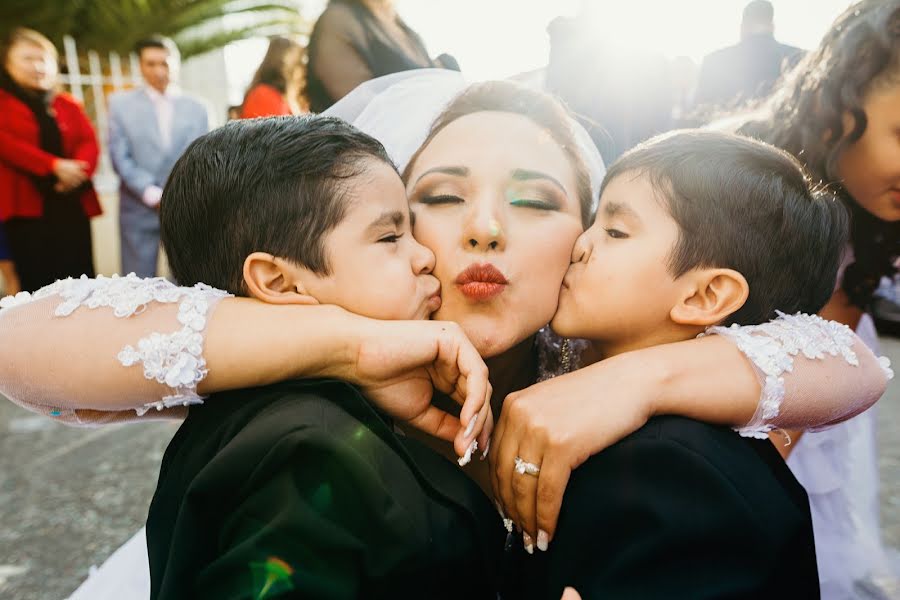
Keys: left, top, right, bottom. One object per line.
{"left": 705, "top": 311, "right": 893, "bottom": 439}
{"left": 0, "top": 274, "right": 231, "bottom": 424}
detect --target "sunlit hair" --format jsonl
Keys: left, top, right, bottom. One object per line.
{"left": 739, "top": 0, "right": 900, "bottom": 308}
{"left": 402, "top": 80, "right": 595, "bottom": 227}
{"left": 245, "top": 36, "right": 305, "bottom": 104}
{"left": 0, "top": 27, "right": 58, "bottom": 68}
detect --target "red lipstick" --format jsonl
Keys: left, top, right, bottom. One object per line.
{"left": 455, "top": 263, "right": 509, "bottom": 301}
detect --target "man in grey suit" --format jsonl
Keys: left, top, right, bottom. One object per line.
{"left": 109, "top": 36, "right": 208, "bottom": 278}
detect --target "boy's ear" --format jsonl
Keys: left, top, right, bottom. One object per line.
{"left": 242, "top": 252, "right": 320, "bottom": 305}
{"left": 670, "top": 268, "right": 749, "bottom": 327}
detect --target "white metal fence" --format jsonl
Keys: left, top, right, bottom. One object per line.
{"left": 57, "top": 35, "right": 143, "bottom": 192}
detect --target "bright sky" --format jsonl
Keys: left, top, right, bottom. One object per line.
{"left": 224, "top": 0, "right": 856, "bottom": 101}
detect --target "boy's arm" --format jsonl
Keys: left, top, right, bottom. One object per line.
{"left": 540, "top": 432, "right": 809, "bottom": 599}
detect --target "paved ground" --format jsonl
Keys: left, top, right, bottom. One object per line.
{"left": 1, "top": 340, "right": 899, "bottom": 599}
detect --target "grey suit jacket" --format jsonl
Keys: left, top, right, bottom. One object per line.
{"left": 108, "top": 88, "right": 209, "bottom": 226}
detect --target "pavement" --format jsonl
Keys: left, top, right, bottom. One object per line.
{"left": 1, "top": 339, "right": 900, "bottom": 599}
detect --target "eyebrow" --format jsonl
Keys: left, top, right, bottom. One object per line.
{"left": 367, "top": 210, "right": 406, "bottom": 233}
{"left": 412, "top": 166, "right": 469, "bottom": 186}
{"left": 602, "top": 201, "right": 642, "bottom": 223}
{"left": 511, "top": 169, "right": 567, "bottom": 195}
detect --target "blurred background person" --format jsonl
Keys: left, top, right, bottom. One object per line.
{"left": 108, "top": 36, "right": 209, "bottom": 278}
{"left": 0, "top": 222, "right": 19, "bottom": 295}
{"left": 304, "top": 0, "right": 442, "bottom": 113}
{"left": 694, "top": 0, "right": 803, "bottom": 108}
{"left": 240, "top": 36, "right": 307, "bottom": 118}
{"left": 544, "top": 4, "right": 674, "bottom": 165}
{"left": 734, "top": 1, "right": 900, "bottom": 596}
{"left": 0, "top": 27, "right": 100, "bottom": 292}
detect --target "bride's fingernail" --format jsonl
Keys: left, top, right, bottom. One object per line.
{"left": 480, "top": 438, "right": 491, "bottom": 460}
{"left": 503, "top": 517, "right": 514, "bottom": 533}
{"left": 464, "top": 416, "right": 476, "bottom": 439}
{"left": 537, "top": 530, "right": 549, "bottom": 552}
{"left": 457, "top": 439, "right": 478, "bottom": 466}
{"left": 523, "top": 532, "right": 534, "bottom": 554}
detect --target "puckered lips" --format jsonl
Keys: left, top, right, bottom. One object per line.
{"left": 455, "top": 263, "right": 509, "bottom": 301}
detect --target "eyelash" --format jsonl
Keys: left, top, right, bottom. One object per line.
{"left": 379, "top": 233, "right": 403, "bottom": 243}
{"left": 510, "top": 198, "right": 558, "bottom": 211}
{"left": 605, "top": 228, "right": 628, "bottom": 239}
{"left": 419, "top": 194, "right": 462, "bottom": 205}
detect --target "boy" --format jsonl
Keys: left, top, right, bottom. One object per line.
{"left": 525, "top": 131, "right": 846, "bottom": 598}
{"left": 146, "top": 116, "right": 500, "bottom": 599}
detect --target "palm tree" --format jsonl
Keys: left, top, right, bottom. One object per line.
{"left": 0, "top": 0, "right": 310, "bottom": 59}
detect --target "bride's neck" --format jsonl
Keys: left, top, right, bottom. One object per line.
{"left": 485, "top": 335, "right": 537, "bottom": 410}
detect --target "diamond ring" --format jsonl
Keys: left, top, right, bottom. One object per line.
{"left": 514, "top": 456, "right": 541, "bottom": 477}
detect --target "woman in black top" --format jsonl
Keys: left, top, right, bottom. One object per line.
{"left": 305, "top": 0, "right": 441, "bottom": 113}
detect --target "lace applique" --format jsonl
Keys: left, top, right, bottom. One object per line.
{"left": 0, "top": 274, "right": 231, "bottom": 415}
{"left": 703, "top": 311, "right": 891, "bottom": 439}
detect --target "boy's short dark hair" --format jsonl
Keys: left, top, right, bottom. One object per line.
{"left": 601, "top": 130, "right": 849, "bottom": 325}
{"left": 134, "top": 35, "right": 177, "bottom": 59}
{"left": 160, "top": 115, "right": 394, "bottom": 295}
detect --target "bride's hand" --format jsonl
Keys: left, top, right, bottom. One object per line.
{"left": 347, "top": 319, "right": 493, "bottom": 458}
{"left": 490, "top": 352, "right": 654, "bottom": 548}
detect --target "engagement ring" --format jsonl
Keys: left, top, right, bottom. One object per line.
{"left": 514, "top": 456, "right": 541, "bottom": 477}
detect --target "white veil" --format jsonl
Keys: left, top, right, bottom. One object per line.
{"left": 324, "top": 69, "right": 606, "bottom": 211}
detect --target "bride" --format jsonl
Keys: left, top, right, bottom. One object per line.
{"left": 0, "top": 70, "right": 891, "bottom": 599}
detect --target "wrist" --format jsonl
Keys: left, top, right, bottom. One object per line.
{"left": 307, "top": 305, "right": 368, "bottom": 382}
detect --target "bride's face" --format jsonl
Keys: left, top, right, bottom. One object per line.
{"left": 406, "top": 111, "right": 584, "bottom": 358}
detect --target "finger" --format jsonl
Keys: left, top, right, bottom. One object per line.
{"left": 511, "top": 433, "right": 542, "bottom": 538}
{"left": 561, "top": 587, "right": 582, "bottom": 600}
{"left": 407, "top": 406, "right": 461, "bottom": 445}
{"left": 455, "top": 379, "right": 492, "bottom": 453}
{"left": 477, "top": 387, "right": 494, "bottom": 456}
{"left": 492, "top": 412, "right": 522, "bottom": 528}
{"left": 535, "top": 446, "right": 572, "bottom": 548}
{"left": 488, "top": 399, "right": 509, "bottom": 503}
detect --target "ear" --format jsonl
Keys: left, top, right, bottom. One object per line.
{"left": 242, "top": 252, "right": 320, "bottom": 306}
{"left": 670, "top": 268, "right": 749, "bottom": 327}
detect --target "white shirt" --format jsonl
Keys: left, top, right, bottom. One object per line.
{"left": 142, "top": 86, "right": 179, "bottom": 208}
{"left": 144, "top": 85, "right": 177, "bottom": 151}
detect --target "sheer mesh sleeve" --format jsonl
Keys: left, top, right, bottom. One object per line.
{"left": 0, "top": 275, "right": 231, "bottom": 426}
{"left": 705, "top": 311, "right": 892, "bottom": 439}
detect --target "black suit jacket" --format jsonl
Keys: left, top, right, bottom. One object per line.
{"left": 695, "top": 34, "right": 804, "bottom": 107}
{"left": 511, "top": 416, "right": 819, "bottom": 600}
{"left": 146, "top": 379, "right": 505, "bottom": 600}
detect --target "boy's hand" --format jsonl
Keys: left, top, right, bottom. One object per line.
{"left": 348, "top": 319, "right": 493, "bottom": 458}
{"left": 490, "top": 353, "right": 654, "bottom": 548}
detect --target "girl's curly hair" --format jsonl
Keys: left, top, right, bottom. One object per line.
{"left": 739, "top": 0, "right": 900, "bottom": 309}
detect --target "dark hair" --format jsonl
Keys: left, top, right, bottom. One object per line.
{"left": 245, "top": 36, "right": 305, "bottom": 98}
{"left": 603, "top": 130, "right": 849, "bottom": 326}
{"left": 402, "top": 80, "right": 595, "bottom": 227}
{"left": 160, "top": 115, "right": 394, "bottom": 295}
{"left": 134, "top": 35, "right": 177, "bottom": 60}
{"left": 743, "top": 0, "right": 774, "bottom": 25}
{"left": 739, "top": 0, "right": 900, "bottom": 308}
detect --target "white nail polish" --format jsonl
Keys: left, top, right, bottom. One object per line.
{"left": 537, "top": 530, "right": 549, "bottom": 552}
{"left": 503, "top": 517, "right": 514, "bottom": 533}
{"left": 523, "top": 532, "right": 534, "bottom": 554}
{"left": 480, "top": 438, "right": 491, "bottom": 460}
{"left": 464, "top": 416, "right": 476, "bottom": 439}
{"left": 457, "top": 439, "right": 478, "bottom": 466}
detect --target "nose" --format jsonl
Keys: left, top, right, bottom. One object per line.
{"left": 462, "top": 193, "right": 506, "bottom": 252}
{"left": 571, "top": 230, "right": 592, "bottom": 264}
{"left": 411, "top": 239, "right": 436, "bottom": 275}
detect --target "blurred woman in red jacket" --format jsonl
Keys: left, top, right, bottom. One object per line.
{"left": 240, "top": 37, "right": 307, "bottom": 118}
{"left": 0, "top": 28, "right": 101, "bottom": 292}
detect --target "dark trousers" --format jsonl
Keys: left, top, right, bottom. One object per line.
{"left": 5, "top": 197, "right": 95, "bottom": 292}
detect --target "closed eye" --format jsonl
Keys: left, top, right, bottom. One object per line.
{"left": 419, "top": 194, "right": 463, "bottom": 205}
{"left": 605, "top": 228, "right": 628, "bottom": 239}
{"left": 378, "top": 233, "right": 403, "bottom": 243}
{"left": 510, "top": 198, "right": 559, "bottom": 211}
